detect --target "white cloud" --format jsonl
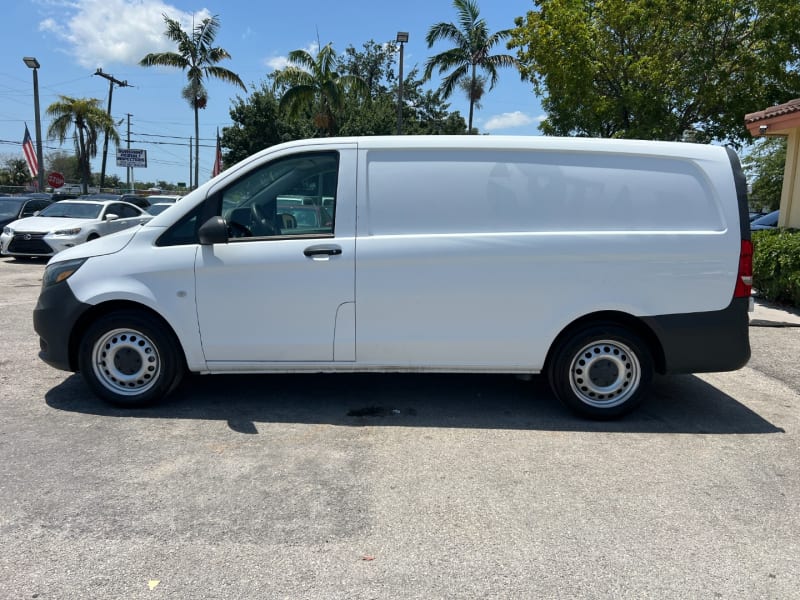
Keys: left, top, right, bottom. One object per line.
{"left": 264, "top": 42, "right": 320, "bottom": 72}
{"left": 265, "top": 56, "right": 290, "bottom": 71}
{"left": 39, "top": 0, "right": 212, "bottom": 68}
{"left": 483, "top": 111, "right": 544, "bottom": 131}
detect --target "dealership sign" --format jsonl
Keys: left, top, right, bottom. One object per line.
{"left": 116, "top": 149, "right": 147, "bottom": 168}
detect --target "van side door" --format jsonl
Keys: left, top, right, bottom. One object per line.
{"left": 194, "top": 147, "right": 356, "bottom": 363}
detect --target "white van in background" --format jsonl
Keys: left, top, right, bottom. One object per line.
{"left": 33, "top": 136, "right": 752, "bottom": 419}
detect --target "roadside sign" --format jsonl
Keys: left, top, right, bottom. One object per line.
{"left": 116, "top": 149, "right": 147, "bottom": 168}
{"left": 47, "top": 172, "right": 65, "bottom": 188}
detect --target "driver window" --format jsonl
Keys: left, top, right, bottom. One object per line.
{"left": 219, "top": 151, "right": 338, "bottom": 239}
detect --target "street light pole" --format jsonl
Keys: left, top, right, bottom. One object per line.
{"left": 23, "top": 57, "right": 44, "bottom": 191}
{"left": 396, "top": 32, "right": 409, "bottom": 135}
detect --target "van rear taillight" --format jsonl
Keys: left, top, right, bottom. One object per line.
{"left": 734, "top": 239, "right": 753, "bottom": 298}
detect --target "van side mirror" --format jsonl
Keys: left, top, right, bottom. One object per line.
{"left": 198, "top": 216, "right": 229, "bottom": 245}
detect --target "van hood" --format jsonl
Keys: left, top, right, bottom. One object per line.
{"left": 47, "top": 227, "right": 140, "bottom": 263}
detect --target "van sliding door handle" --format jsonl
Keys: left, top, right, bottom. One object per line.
{"left": 304, "top": 244, "right": 342, "bottom": 257}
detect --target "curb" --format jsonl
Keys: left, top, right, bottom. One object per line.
{"left": 749, "top": 319, "right": 800, "bottom": 328}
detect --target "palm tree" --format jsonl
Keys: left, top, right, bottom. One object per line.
{"left": 424, "top": 0, "right": 518, "bottom": 133}
{"left": 275, "top": 43, "right": 368, "bottom": 137}
{"left": 140, "top": 14, "right": 245, "bottom": 188}
{"left": 46, "top": 96, "right": 120, "bottom": 195}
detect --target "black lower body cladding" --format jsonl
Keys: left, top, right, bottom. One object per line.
{"left": 643, "top": 297, "right": 751, "bottom": 374}
{"left": 33, "top": 280, "right": 91, "bottom": 372}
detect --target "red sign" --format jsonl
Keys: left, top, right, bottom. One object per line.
{"left": 47, "top": 172, "right": 65, "bottom": 188}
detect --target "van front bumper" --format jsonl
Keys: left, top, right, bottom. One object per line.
{"left": 33, "top": 281, "right": 91, "bottom": 372}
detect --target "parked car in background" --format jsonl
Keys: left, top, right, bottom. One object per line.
{"left": 51, "top": 192, "right": 80, "bottom": 202}
{"left": 78, "top": 193, "right": 152, "bottom": 211}
{"left": 750, "top": 210, "right": 779, "bottom": 230}
{"left": 146, "top": 203, "right": 174, "bottom": 216}
{"left": 0, "top": 196, "right": 53, "bottom": 230}
{"left": 119, "top": 194, "right": 152, "bottom": 209}
{"left": 146, "top": 194, "right": 182, "bottom": 204}
{"left": 276, "top": 201, "right": 333, "bottom": 231}
{"left": 1, "top": 199, "right": 151, "bottom": 258}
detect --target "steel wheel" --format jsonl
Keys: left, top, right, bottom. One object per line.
{"left": 548, "top": 323, "right": 653, "bottom": 419}
{"left": 568, "top": 339, "right": 641, "bottom": 408}
{"left": 79, "top": 310, "right": 184, "bottom": 407}
{"left": 91, "top": 327, "right": 161, "bottom": 396}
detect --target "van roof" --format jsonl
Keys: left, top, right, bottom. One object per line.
{"left": 262, "top": 135, "right": 727, "bottom": 161}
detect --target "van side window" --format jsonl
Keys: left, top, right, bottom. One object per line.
{"left": 216, "top": 151, "right": 338, "bottom": 239}
{"left": 156, "top": 204, "right": 204, "bottom": 246}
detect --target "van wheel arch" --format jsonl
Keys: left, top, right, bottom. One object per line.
{"left": 545, "top": 312, "right": 665, "bottom": 376}
{"left": 68, "top": 301, "right": 186, "bottom": 373}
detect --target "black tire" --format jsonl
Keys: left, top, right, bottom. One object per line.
{"left": 87, "top": 233, "right": 100, "bottom": 241}
{"left": 548, "top": 323, "right": 653, "bottom": 419}
{"left": 78, "top": 310, "right": 185, "bottom": 407}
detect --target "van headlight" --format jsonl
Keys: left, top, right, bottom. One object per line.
{"left": 2, "top": 226, "right": 13, "bottom": 235}
{"left": 52, "top": 227, "right": 82, "bottom": 236}
{"left": 42, "top": 258, "right": 87, "bottom": 289}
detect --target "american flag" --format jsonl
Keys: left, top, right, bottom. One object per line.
{"left": 211, "top": 128, "right": 222, "bottom": 177}
{"left": 22, "top": 124, "right": 38, "bottom": 178}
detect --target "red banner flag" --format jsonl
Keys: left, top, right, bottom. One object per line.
{"left": 22, "top": 124, "right": 38, "bottom": 178}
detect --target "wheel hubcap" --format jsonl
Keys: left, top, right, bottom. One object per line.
{"left": 568, "top": 340, "right": 641, "bottom": 408}
{"left": 91, "top": 328, "right": 160, "bottom": 396}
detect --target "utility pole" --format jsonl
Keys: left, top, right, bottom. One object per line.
{"left": 189, "top": 137, "right": 193, "bottom": 189}
{"left": 94, "top": 68, "right": 131, "bottom": 189}
{"left": 126, "top": 113, "right": 132, "bottom": 192}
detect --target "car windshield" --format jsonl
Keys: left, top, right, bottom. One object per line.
{"left": 0, "top": 198, "right": 24, "bottom": 218}
{"left": 147, "top": 204, "right": 171, "bottom": 215}
{"left": 39, "top": 202, "right": 103, "bottom": 219}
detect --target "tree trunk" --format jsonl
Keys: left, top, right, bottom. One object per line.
{"left": 468, "top": 64, "right": 476, "bottom": 134}
{"left": 78, "top": 128, "right": 90, "bottom": 195}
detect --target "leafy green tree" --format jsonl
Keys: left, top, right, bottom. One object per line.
{"left": 46, "top": 151, "right": 81, "bottom": 183}
{"left": 275, "top": 43, "right": 369, "bottom": 136}
{"left": 140, "top": 14, "right": 245, "bottom": 189}
{"left": 424, "top": 0, "right": 518, "bottom": 133}
{"left": 337, "top": 43, "right": 468, "bottom": 136}
{"left": 1, "top": 157, "right": 31, "bottom": 188}
{"left": 341, "top": 40, "right": 399, "bottom": 99}
{"left": 509, "top": 0, "right": 800, "bottom": 144}
{"left": 46, "top": 96, "right": 120, "bottom": 195}
{"left": 223, "top": 41, "right": 467, "bottom": 162}
{"left": 744, "top": 138, "right": 787, "bottom": 211}
{"left": 222, "top": 81, "right": 315, "bottom": 165}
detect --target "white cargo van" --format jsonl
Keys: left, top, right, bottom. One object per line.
{"left": 33, "top": 136, "right": 752, "bottom": 418}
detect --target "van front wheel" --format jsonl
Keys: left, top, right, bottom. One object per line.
{"left": 548, "top": 324, "right": 653, "bottom": 419}
{"left": 78, "top": 310, "right": 184, "bottom": 407}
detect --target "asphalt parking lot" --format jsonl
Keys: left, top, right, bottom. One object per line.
{"left": 1, "top": 256, "right": 799, "bottom": 599}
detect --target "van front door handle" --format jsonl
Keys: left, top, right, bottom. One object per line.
{"left": 304, "top": 244, "right": 342, "bottom": 258}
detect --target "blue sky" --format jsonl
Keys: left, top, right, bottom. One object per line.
{"left": 0, "top": 0, "right": 544, "bottom": 187}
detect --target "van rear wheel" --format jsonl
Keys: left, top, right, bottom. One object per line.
{"left": 78, "top": 310, "right": 184, "bottom": 407}
{"left": 548, "top": 324, "right": 653, "bottom": 419}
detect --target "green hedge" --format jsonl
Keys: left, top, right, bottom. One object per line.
{"left": 752, "top": 228, "right": 800, "bottom": 307}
